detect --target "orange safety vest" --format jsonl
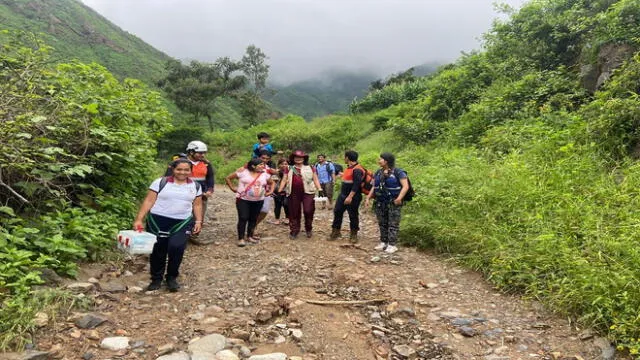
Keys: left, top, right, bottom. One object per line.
{"left": 342, "top": 164, "right": 363, "bottom": 183}
{"left": 190, "top": 161, "right": 209, "bottom": 181}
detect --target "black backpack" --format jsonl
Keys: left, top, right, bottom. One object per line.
{"left": 393, "top": 168, "right": 415, "bottom": 202}
{"left": 331, "top": 162, "right": 344, "bottom": 175}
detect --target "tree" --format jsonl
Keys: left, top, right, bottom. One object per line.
{"left": 158, "top": 58, "right": 247, "bottom": 131}
{"left": 241, "top": 45, "right": 269, "bottom": 94}
{"left": 368, "top": 67, "right": 416, "bottom": 92}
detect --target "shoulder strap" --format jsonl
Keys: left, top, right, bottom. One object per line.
{"left": 393, "top": 168, "right": 407, "bottom": 178}
{"left": 240, "top": 172, "right": 262, "bottom": 196}
{"left": 158, "top": 176, "right": 169, "bottom": 193}
{"left": 159, "top": 176, "right": 202, "bottom": 194}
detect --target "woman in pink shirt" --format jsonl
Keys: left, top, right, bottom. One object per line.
{"left": 225, "top": 158, "right": 274, "bottom": 247}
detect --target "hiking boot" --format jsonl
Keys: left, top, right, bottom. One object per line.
{"left": 374, "top": 242, "right": 387, "bottom": 251}
{"left": 146, "top": 279, "right": 162, "bottom": 291}
{"left": 349, "top": 230, "right": 358, "bottom": 243}
{"left": 166, "top": 278, "right": 180, "bottom": 292}
{"left": 328, "top": 228, "right": 341, "bottom": 241}
{"left": 384, "top": 245, "right": 398, "bottom": 254}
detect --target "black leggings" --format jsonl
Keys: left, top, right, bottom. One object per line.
{"left": 274, "top": 193, "right": 289, "bottom": 219}
{"left": 147, "top": 213, "right": 193, "bottom": 281}
{"left": 236, "top": 198, "right": 264, "bottom": 239}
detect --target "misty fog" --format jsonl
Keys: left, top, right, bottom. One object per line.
{"left": 80, "top": 0, "right": 528, "bottom": 84}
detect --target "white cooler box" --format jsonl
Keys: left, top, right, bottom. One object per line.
{"left": 117, "top": 230, "right": 157, "bottom": 255}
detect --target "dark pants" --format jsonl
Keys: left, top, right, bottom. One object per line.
{"left": 236, "top": 199, "right": 264, "bottom": 239}
{"left": 274, "top": 193, "right": 289, "bottom": 219}
{"left": 332, "top": 193, "right": 362, "bottom": 231}
{"left": 375, "top": 201, "right": 402, "bottom": 245}
{"left": 320, "top": 182, "right": 334, "bottom": 202}
{"left": 288, "top": 189, "right": 315, "bottom": 235}
{"left": 147, "top": 213, "right": 193, "bottom": 281}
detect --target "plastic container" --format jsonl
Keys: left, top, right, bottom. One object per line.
{"left": 117, "top": 230, "right": 157, "bottom": 255}
{"left": 314, "top": 196, "right": 328, "bottom": 205}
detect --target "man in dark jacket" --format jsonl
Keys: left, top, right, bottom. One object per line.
{"left": 329, "top": 150, "right": 364, "bottom": 243}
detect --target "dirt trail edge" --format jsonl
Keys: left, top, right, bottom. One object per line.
{"left": 33, "top": 186, "right": 612, "bottom": 360}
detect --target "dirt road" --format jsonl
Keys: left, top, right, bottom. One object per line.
{"left": 34, "top": 187, "right": 611, "bottom": 360}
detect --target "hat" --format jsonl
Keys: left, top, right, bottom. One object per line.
{"left": 289, "top": 150, "right": 309, "bottom": 163}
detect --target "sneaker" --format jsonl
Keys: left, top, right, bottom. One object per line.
{"left": 166, "top": 278, "right": 180, "bottom": 292}
{"left": 247, "top": 237, "right": 260, "bottom": 244}
{"left": 237, "top": 239, "right": 247, "bottom": 247}
{"left": 289, "top": 233, "right": 298, "bottom": 240}
{"left": 374, "top": 242, "right": 387, "bottom": 251}
{"left": 146, "top": 280, "right": 162, "bottom": 291}
{"left": 384, "top": 245, "right": 398, "bottom": 254}
{"left": 306, "top": 231, "right": 312, "bottom": 238}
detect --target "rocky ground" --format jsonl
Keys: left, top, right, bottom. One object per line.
{"left": 4, "top": 186, "right": 620, "bottom": 360}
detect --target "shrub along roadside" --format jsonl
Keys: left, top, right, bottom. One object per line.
{"left": 0, "top": 31, "right": 171, "bottom": 350}
{"left": 397, "top": 129, "right": 640, "bottom": 354}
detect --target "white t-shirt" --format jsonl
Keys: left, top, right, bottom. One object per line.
{"left": 149, "top": 178, "right": 202, "bottom": 219}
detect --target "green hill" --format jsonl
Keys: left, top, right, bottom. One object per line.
{"left": 267, "top": 71, "right": 376, "bottom": 119}
{"left": 0, "top": 0, "right": 172, "bottom": 85}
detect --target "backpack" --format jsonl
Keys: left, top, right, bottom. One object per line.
{"left": 393, "top": 168, "right": 415, "bottom": 202}
{"left": 330, "top": 161, "right": 343, "bottom": 175}
{"left": 158, "top": 176, "right": 202, "bottom": 194}
{"left": 356, "top": 165, "right": 374, "bottom": 195}
{"left": 315, "top": 162, "right": 335, "bottom": 176}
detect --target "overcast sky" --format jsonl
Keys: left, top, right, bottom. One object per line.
{"left": 80, "top": 0, "right": 527, "bottom": 84}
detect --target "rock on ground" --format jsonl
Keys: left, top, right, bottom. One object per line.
{"left": 187, "top": 334, "right": 226, "bottom": 355}
{"left": 156, "top": 352, "right": 191, "bottom": 360}
{"left": 100, "top": 337, "right": 129, "bottom": 351}
{"left": 247, "top": 354, "right": 287, "bottom": 360}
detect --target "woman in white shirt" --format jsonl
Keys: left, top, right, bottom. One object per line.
{"left": 134, "top": 159, "right": 203, "bottom": 292}
{"left": 225, "top": 158, "right": 274, "bottom": 247}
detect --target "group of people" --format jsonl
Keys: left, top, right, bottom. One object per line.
{"left": 133, "top": 132, "right": 411, "bottom": 292}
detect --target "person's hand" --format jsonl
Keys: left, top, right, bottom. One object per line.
{"left": 193, "top": 222, "right": 202, "bottom": 234}
{"left": 344, "top": 196, "right": 353, "bottom": 205}
{"left": 318, "top": 190, "right": 326, "bottom": 198}
{"left": 394, "top": 198, "right": 403, "bottom": 206}
{"left": 133, "top": 220, "right": 144, "bottom": 232}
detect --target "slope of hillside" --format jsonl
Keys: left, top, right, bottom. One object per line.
{"left": 0, "top": 0, "right": 172, "bottom": 85}
{"left": 267, "top": 71, "right": 375, "bottom": 119}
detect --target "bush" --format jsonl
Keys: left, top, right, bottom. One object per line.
{"left": 0, "top": 31, "right": 171, "bottom": 350}
{"left": 349, "top": 77, "right": 431, "bottom": 114}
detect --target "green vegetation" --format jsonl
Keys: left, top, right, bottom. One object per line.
{"left": 207, "top": 0, "right": 640, "bottom": 355}
{"left": 267, "top": 71, "right": 375, "bottom": 119}
{"left": 0, "top": 30, "right": 170, "bottom": 349}
{"left": 0, "top": 0, "right": 172, "bottom": 85}
{"left": 4, "top": 0, "right": 640, "bottom": 355}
